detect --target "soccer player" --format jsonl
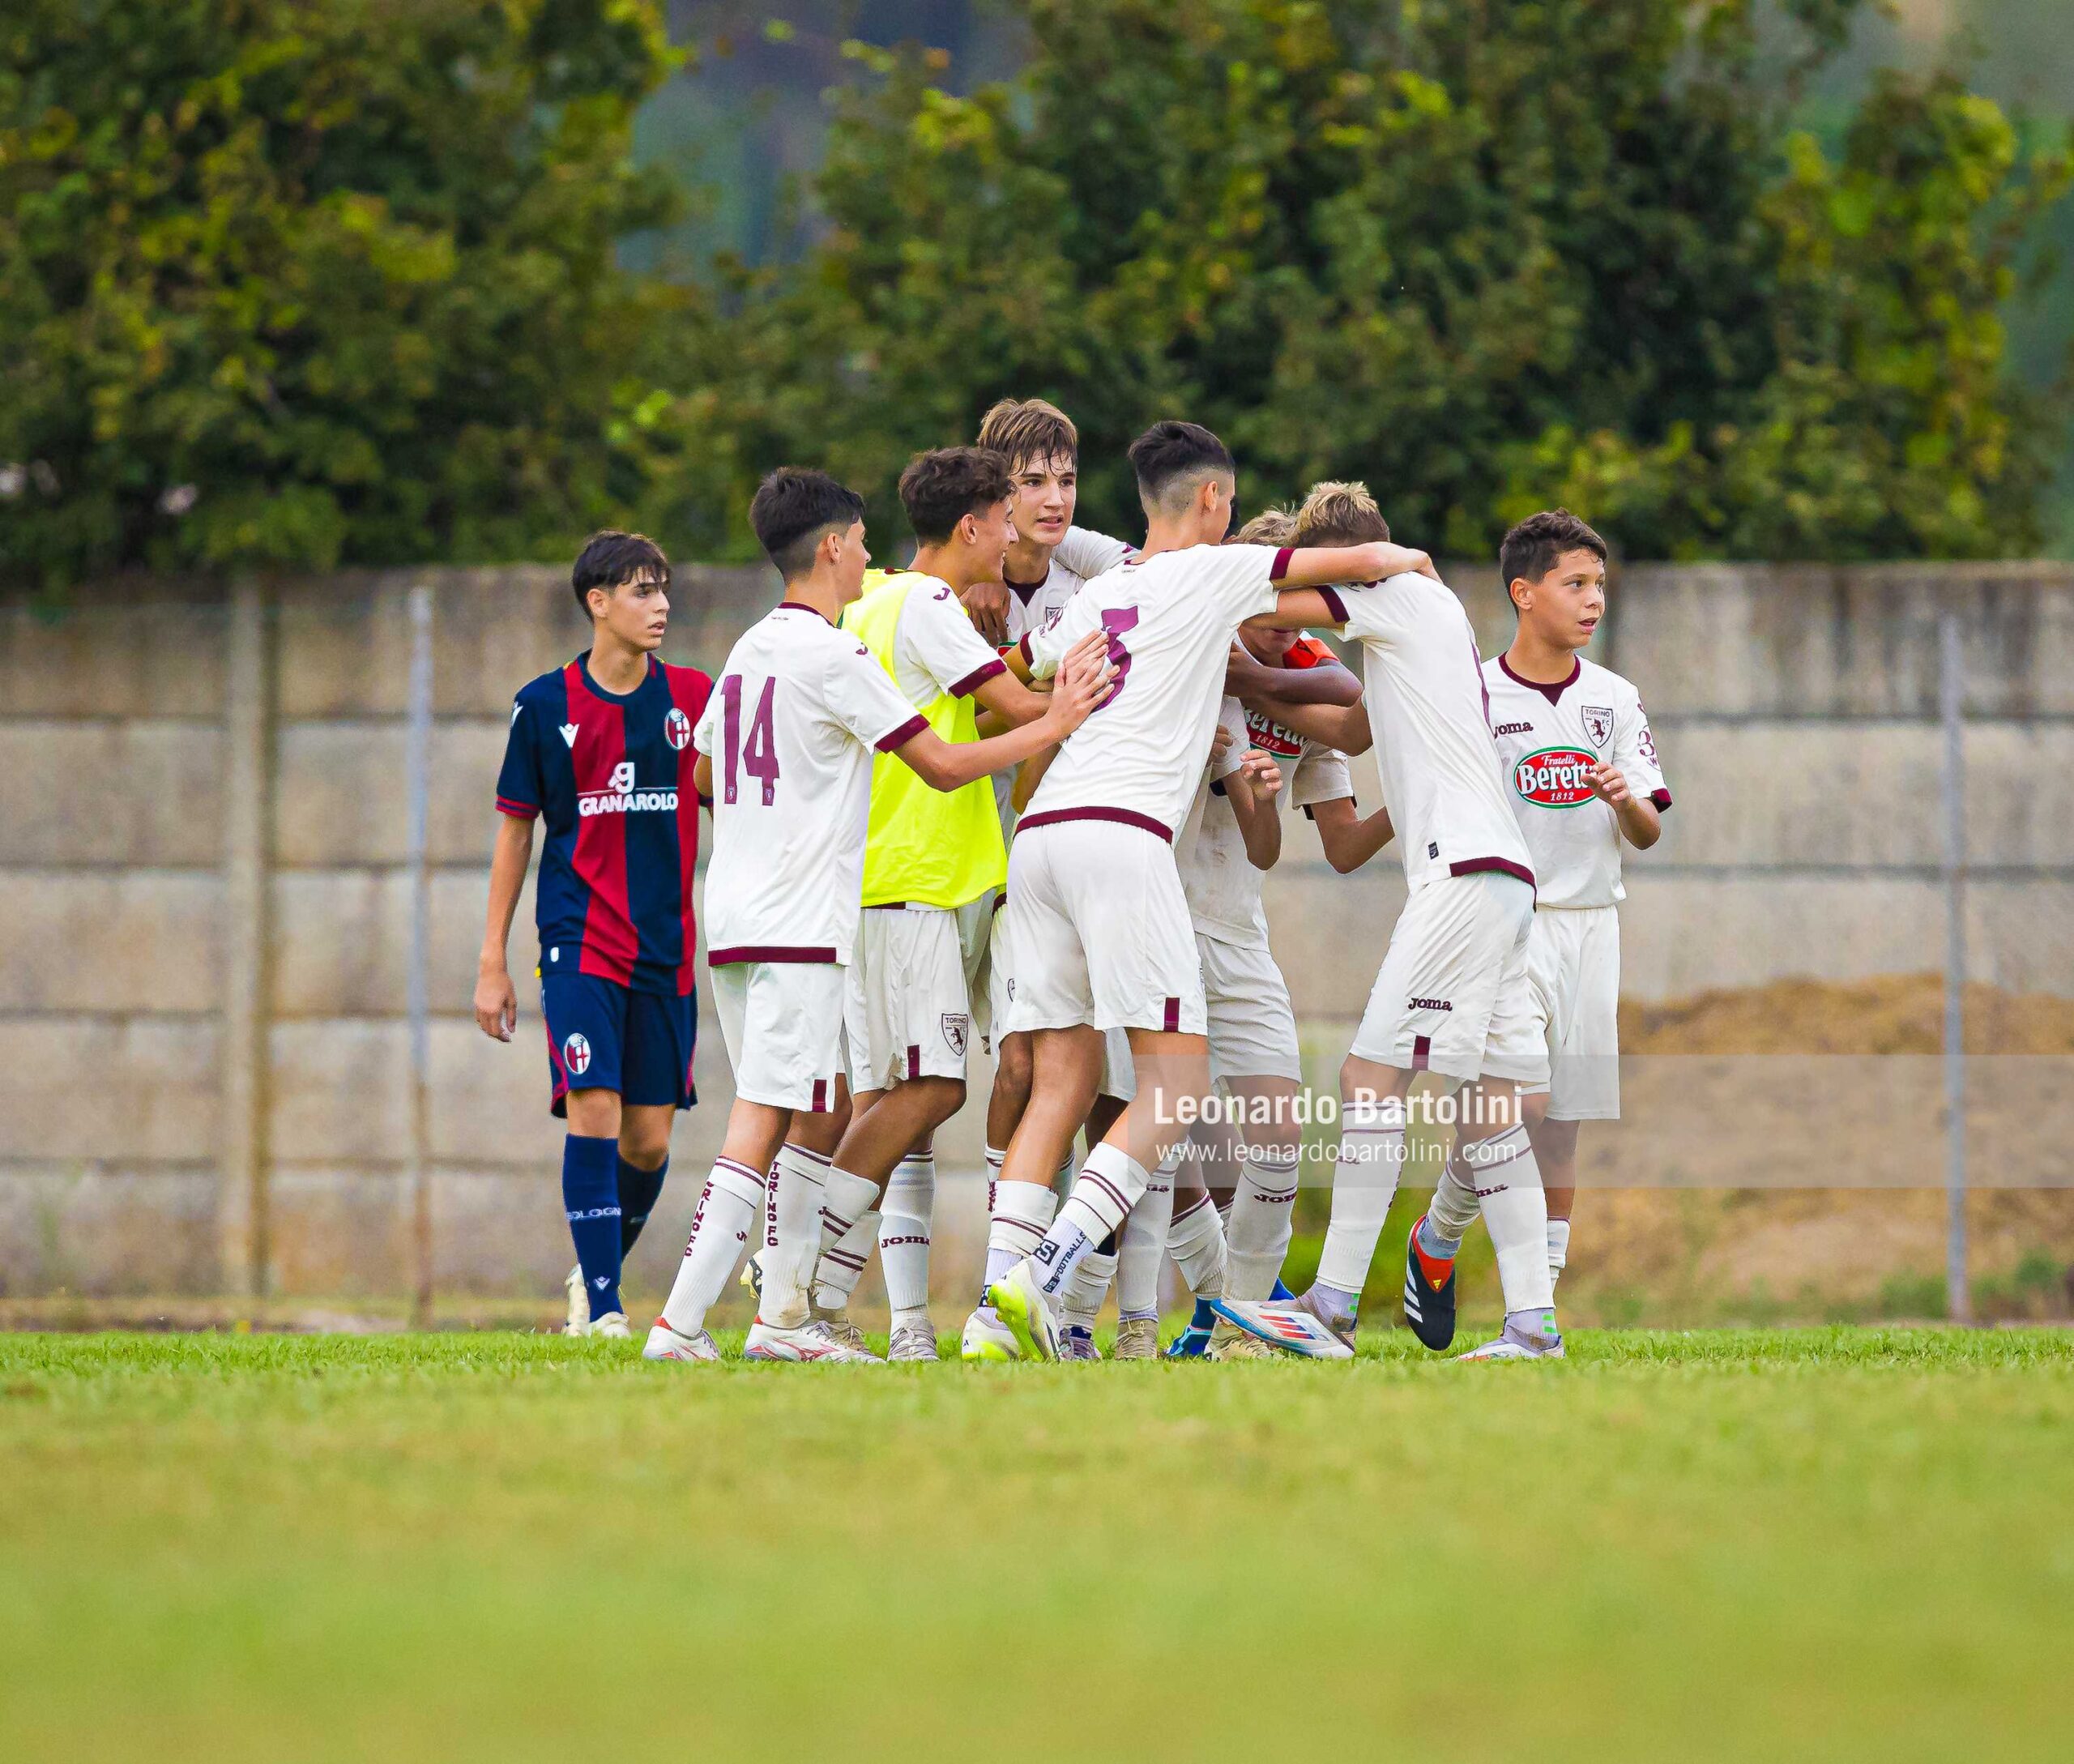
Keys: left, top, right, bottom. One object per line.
{"left": 642, "top": 468, "right": 1108, "bottom": 1364}
{"left": 1396, "top": 511, "right": 1667, "bottom": 1338}
{"left": 1264, "top": 481, "right": 1566, "bottom": 1360}
{"left": 476, "top": 532, "right": 711, "bottom": 1340}
{"left": 959, "top": 399, "right": 1142, "bottom": 1361}
{"left": 982, "top": 423, "right": 1435, "bottom": 1361}
{"left": 800, "top": 446, "right": 1075, "bottom": 1360}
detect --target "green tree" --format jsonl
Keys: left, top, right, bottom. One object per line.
{"left": 0, "top": 0, "right": 691, "bottom": 590}
{"left": 668, "top": 0, "right": 2071, "bottom": 562}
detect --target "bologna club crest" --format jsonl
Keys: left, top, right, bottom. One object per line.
{"left": 664, "top": 707, "right": 693, "bottom": 750}
{"left": 1581, "top": 704, "right": 1615, "bottom": 749}
{"left": 562, "top": 1033, "right": 592, "bottom": 1077}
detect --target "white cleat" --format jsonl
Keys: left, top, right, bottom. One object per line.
{"left": 811, "top": 1305, "right": 868, "bottom": 1353}
{"left": 739, "top": 1248, "right": 765, "bottom": 1299}
{"left": 1062, "top": 1324, "right": 1103, "bottom": 1361}
{"left": 960, "top": 1305, "right": 1020, "bottom": 1361}
{"left": 1209, "top": 1298, "right": 1355, "bottom": 1361}
{"left": 1459, "top": 1330, "right": 1566, "bottom": 1361}
{"left": 888, "top": 1321, "right": 941, "bottom": 1362}
{"left": 1206, "top": 1320, "right": 1278, "bottom": 1360}
{"left": 564, "top": 1263, "right": 591, "bottom": 1336}
{"left": 642, "top": 1319, "right": 720, "bottom": 1363}
{"left": 588, "top": 1311, "right": 631, "bottom": 1340}
{"left": 1112, "top": 1317, "right": 1159, "bottom": 1360}
{"left": 744, "top": 1318, "right": 885, "bottom": 1363}
{"left": 984, "top": 1260, "right": 1063, "bottom": 1363}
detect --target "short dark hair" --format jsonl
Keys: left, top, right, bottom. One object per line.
{"left": 975, "top": 399, "right": 1078, "bottom": 474}
{"left": 750, "top": 468, "right": 868, "bottom": 581}
{"left": 571, "top": 531, "right": 669, "bottom": 617}
{"left": 899, "top": 446, "right": 1014, "bottom": 545}
{"left": 1500, "top": 510, "right": 1608, "bottom": 600}
{"left": 1127, "top": 421, "right": 1234, "bottom": 510}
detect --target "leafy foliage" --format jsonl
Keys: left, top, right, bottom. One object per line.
{"left": 664, "top": 0, "right": 2072, "bottom": 561}
{"left": 0, "top": 0, "right": 690, "bottom": 588}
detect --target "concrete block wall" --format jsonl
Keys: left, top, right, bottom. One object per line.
{"left": 3, "top": 561, "right": 2068, "bottom": 1298}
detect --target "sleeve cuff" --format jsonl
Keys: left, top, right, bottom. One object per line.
{"left": 948, "top": 657, "right": 1007, "bottom": 698}
{"left": 1649, "top": 788, "right": 1673, "bottom": 811}
{"left": 495, "top": 797, "right": 539, "bottom": 820}
{"left": 1317, "top": 586, "right": 1349, "bottom": 624}
{"left": 1269, "top": 546, "right": 1294, "bottom": 583}
{"left": 876, "top": 713, "right": 930, "bottom": 753}
{"left": 1016, "top": 633, "right": 1035, "bottom": 668}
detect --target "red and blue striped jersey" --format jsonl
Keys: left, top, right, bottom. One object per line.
{"left": 495, "top": 652, "right": 714, "bottom": 996}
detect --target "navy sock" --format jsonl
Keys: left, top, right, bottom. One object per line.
{"left": 618, "top": 1154, "right": 668, "bottom": 1254}
{"left": 562, "top": 1134, "right": 623, "bottom": 1319}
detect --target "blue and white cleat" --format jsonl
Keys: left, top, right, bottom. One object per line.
{"left": 1269, "top": 1277, "right": 1295, "bottom": 1302}
{"left": 1163, "top": 1297, "right": 1218, "bottom": 1358}
{"left": 985, "top": 1261, "right": 1063, "bottom": 1363}
{"left": 1063, "top": 1324, "right": 1102, "bottom": 1361}
{"left": 1208, "top": 1297, "right": 1355, "bottom": 1360}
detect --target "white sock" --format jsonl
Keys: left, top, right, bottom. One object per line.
{"left": 1225, "top": 1151, "right": 1298, "bottom": 1301}
{"left": 1547, "top": 1216, "right": 1571, "bottom": 1286}
{"left": 1062, "top": 1249, "right": 1116, "bottom": 1331}
{"left": 1426, "top": 1159, "right": 1481, "bottom": 1249}
{"left": 659, "top": 1155, "right": 765, "bottom": 1335}
{"left": 880, "top": 1154, "right": 935, "bottom": 1326}
{"left": 985, "top": 1181, "right": 1056, "bottom": 1292}
{"left": 1116, "top": 1160, "right": 1176, "bottom": 1321}
{"left": 1167, "top": 1190, "right": 1227, "bottom": 1299}
{"left": 810, "top": 1166, "right": 881, "bottom": 1311}
{"left": 1035, "top": 1143, "right": 1150, "bottom": 1299}
{"left": 1464, "top": 1124, "right": 1555, "bottom": 1317}
{"left": 1315, "top": 1096, "right": 1406, "bottom": 1296}
{"left": 759, "top": 1143, "right": 830, "bottom": 1328}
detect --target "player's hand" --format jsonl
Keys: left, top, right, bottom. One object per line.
{"left": 962, "top": 579, "right": 1011, "bottom": 646}
{"left": 1224, "top": 643, "right": 1274, "bottom": 702}
{"left": 1238, "top": 750, "right": 1283, "bottom": 797}
{"left": 1586, "top": 762, "right": 1632, "bottom": 807}
{"left": 1048, "top": 631, "right": 1115, "bottom": 732}
{"left": 1355, "top": 540, "right": 1438, "bottom": 582}
{"left": 474, "top": 965, "right": 518, "bottom": 1042}
{"left": 1210, "top": 721, "right": 1236, "bottom": 767}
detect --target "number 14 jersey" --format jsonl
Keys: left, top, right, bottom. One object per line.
{"left": 694, "top": 601, "right": 928, "bottom": 967}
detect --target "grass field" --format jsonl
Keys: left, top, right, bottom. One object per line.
{"left": 3, "top": 1327, "right": 2070, "bottom": 1764}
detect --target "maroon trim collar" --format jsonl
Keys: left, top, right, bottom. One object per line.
{"left": 776, "top": 600, "right": 835, "bottom": 626}
{"left": 1498, "top": 654, "right": 1581, "bottom": 707}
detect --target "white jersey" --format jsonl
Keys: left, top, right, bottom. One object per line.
{"left": 694, "top": 602, "right": 927, "bottom": 966}
{"left": 1181, "top": 690, "right": 1354, "bottom": 948}
{"left": 1329, "top": 572, "right": 1534, "bottom": 895}
{"left": 873, "top": 570, "right": 1007, "bottom": 707}
{"left": 1023, "top": 543, "right": 1287, "bottom": 840}
{"left": 995, "top": 527, "right": 1133, "bottom": 834}
{"left": 1483, "top": 653, "right": 1670, "bottom": 908}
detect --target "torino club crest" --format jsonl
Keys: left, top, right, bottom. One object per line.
{"left": 1581, "top": 704, "right": 1615, "bottom": 749}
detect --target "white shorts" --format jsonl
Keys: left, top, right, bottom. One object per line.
{"left": 1198, "top": 933, "right": 1303, "bottom": 1083}
{"left": 988, "top": 891, "right": 1133, "bottom": 1099}
{"left": 1526, "top": 905, "right": 1620, "bottom": 1120}
{"left": 1000, "top": 816, "right": 1207, "bottom": 1039}
{"left": 843, "top": 901, "right": 988, "bottom": 1092}
{"left": 1350, "top": 869, "right": 1548, "bottom": 1087}
{"left": 710, "top": 959, "right": 847, "bottom": 1113}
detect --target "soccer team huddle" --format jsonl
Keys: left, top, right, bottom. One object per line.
{"left": 475, "top": 399, "right": 1671, "bottom": 1365}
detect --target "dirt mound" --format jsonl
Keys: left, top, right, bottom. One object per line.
{"left": 1620, "top": 973, "right": 2074, "bottom": 1056}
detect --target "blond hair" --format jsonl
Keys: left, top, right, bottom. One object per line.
{"left": 975, "top": 398, "right": 1078, "bottom": 473}
{"left": 1292, "top": 480, "right": 1390, "bottom": 546}
{"left": 1235, "top": 506, "right": 1297, "bottom": 545}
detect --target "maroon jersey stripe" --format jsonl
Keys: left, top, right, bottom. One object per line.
{"left": 662, "top": 662, "right": 714, "bottom": 996}
{"left": 565, "top": 661, "right": 639, "bottom": 985}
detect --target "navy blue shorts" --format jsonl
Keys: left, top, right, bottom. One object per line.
{"left": 541, "top": 973, "right": 697, "bottom": 1117}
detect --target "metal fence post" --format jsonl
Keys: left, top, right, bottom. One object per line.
{"left": 1940, "top": 600, "right": 1970, "bottom": 1325}
{"left": 406, "top": 585, "right": 435, "bottom": 1326}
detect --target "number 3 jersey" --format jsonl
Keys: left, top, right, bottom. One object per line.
{"left": 1482, "top": 653, "right": 1671, "bottom": 908}
{"left": 693, "top": 602, "right": 928, "bottom": 967}
{"left": 496, "top": 651, "right": 715, "bottom": 996}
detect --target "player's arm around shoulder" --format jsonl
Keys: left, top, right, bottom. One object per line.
{"left": 891, "top": 630, "right": 1112, "bottom": 792}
